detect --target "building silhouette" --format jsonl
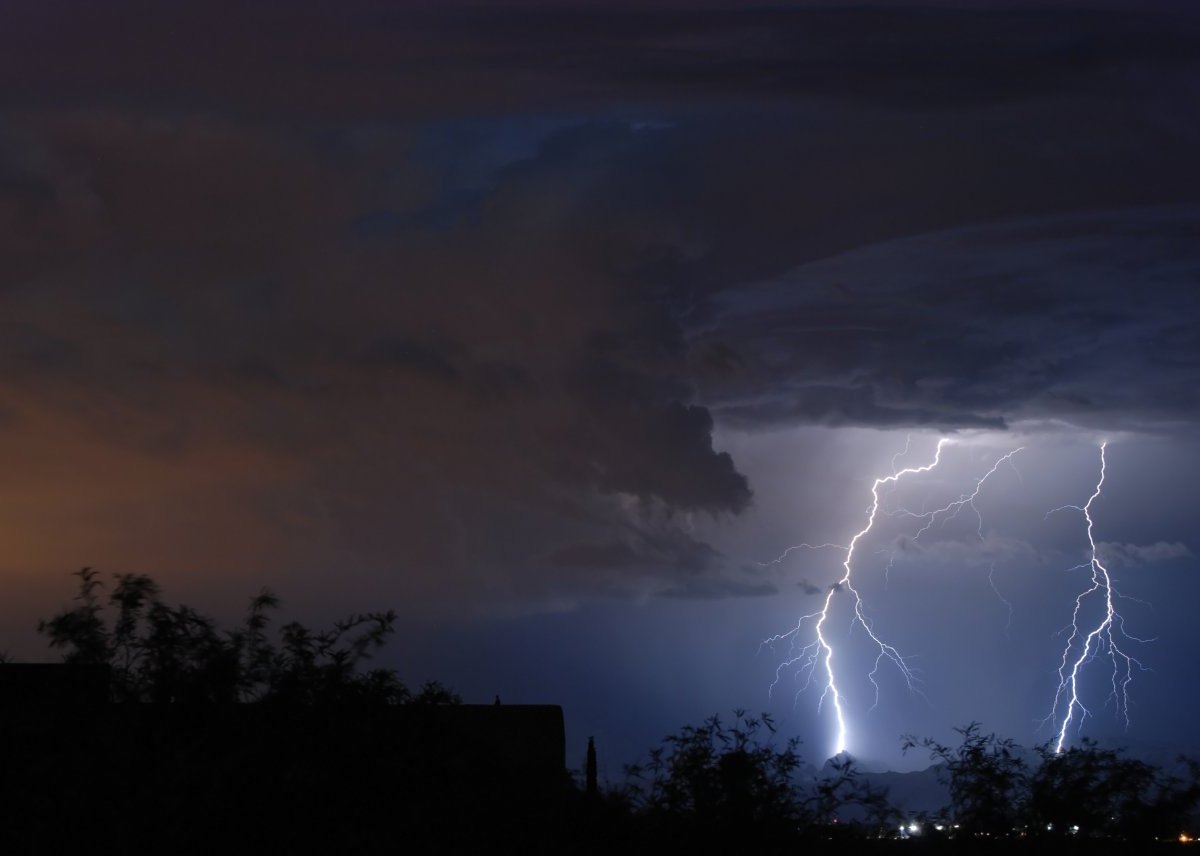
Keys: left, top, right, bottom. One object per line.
{"left": 0, "top": 664, "right": 570, "bottom": 848}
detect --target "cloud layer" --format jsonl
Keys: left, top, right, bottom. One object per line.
{"left": 0, "top": 1, "right": 1197, "bottom": 623}
{"left": 694, "top": 208, "right": 1200, "bottom": 433}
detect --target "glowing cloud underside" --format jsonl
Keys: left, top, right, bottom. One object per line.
{"left": 763, "top": 438, "right": 1023, "bottom": 756}
{"left": 1044, "top": 442, "right": 1149, "bottom": 753}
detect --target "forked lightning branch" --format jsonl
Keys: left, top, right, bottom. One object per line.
{"left": 762, "top": 438, "right": 1146, "bottom": 757}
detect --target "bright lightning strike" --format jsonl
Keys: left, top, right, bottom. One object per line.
{"left": 1044, "top": 442, "right": 1151, "bottom": 753}
{"left": 763, "top": 438, "right": 1022, "bottom": 757}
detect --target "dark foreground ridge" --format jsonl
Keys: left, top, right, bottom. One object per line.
{"left": 4, "top": 665, "right": 1200, "bottom": 854}
{"left": 8, "top": 571, "right": 1200, "bottom": 852}
{"left": 1, "top": 664, "right": 570, "bottom": 849}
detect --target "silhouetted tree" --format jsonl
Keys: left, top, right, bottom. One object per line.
{"left": 586, "top": 735, "right": 598, "bottom": 796}
{"left": 807, "top": 754, "right": 897, "bottom": 836}
{"left": 617, "top": 711, "right": 901, "bottom": 847}
{"left": 901, "top": 725, "right": 1200, "bottom": 843}
{"left": 37, "top": 568, "right": 457, "bottom": 705}
{"left": 902, "top": 722, "right": 1028, "bottom": 837}
{"left": 1028, "top": 738, "right": 1200, "bottom": 840}
{"left": 622, "top": 710, "right": 805, "bottom": 841}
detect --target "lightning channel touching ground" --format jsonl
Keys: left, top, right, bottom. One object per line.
{"left": 1044, "top": 442, "right": 1151, "bottom": 753}
{"left": 762, "top": 439, "right": 1022, "bottom": 756}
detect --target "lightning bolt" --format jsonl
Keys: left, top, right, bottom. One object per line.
{"left": 881, "top": 446, "right": 1024, "bottom": 586}
{"left": 988, "top": 562, "right": 1014, "bottom": 637}
{"left": 763, "top": 438, "right": 1022, "bottom": 757}
{"left": 1044, "top": 442, "right": 1150, "bottom": 753}
{"left": 896, "top": 447, "right": 1024, "bottom": 543}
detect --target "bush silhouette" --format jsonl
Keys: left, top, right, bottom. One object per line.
{"left": 904, "top": 722, "right": 1200, "bottom": 842}
{"left": 37, "top": 567, "right": 458, "bottom": 705}
{"left": 616, "top": 710, "right": 896, "bottom": 848}
{"left": 903, "top": 722, "right": 1028, "bottom": 837}
{"left": 1028, "top": 737, "right": 1200, "bottom": 840}
{"left": 5, "top": 570, "right": 487, "bottom": 848}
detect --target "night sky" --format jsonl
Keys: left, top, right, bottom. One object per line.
{"left": 3, "top": 0, "right": 1199, "bottom": 775}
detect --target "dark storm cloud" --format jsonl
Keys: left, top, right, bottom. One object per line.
{"left": 657, "top": 577, "right": 777, "bottom": 600}
{"left": 536, "top": 501, "right": 788, "bottom": 601}
{"left": 1, "top": 0, "right": 1197, "bottom": 614}
{"left": 357, "top": 336, "right": 463, "bottom": 382}
{"left": 6, "top": 2, "right": 1196, "bottom": 117}
{"left": 694, "top": 208, "right": 1200, "bottom": 433}
{"left": 548, "top": 525, "right": 721, "bottom": 575}
{"left": 0, "top": 108, "right": 757, "bottom": 609}
{"left": 549, "top": 541, "right": 644, "bottom": 571}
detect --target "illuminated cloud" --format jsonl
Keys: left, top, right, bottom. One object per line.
{"left": 695, "top": 207, "right": 1200, "bottom": 434}
{"left": 1097, "top": 541, "right": 1194, "bottom": 568}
